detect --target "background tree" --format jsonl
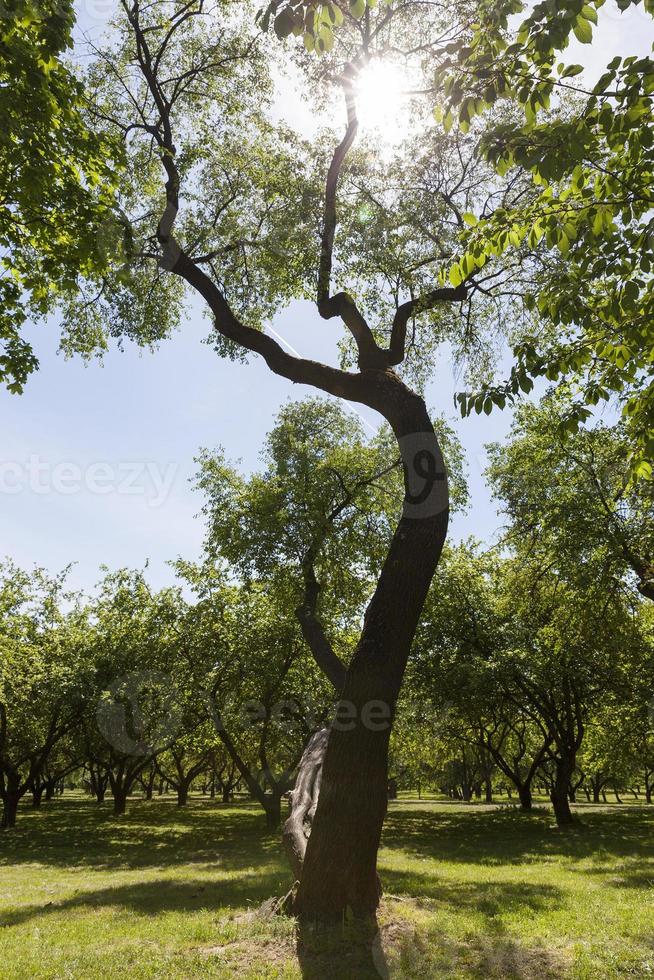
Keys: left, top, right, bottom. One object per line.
{"left": 0, "top": 0, "right": 121, "bottom": 391}
{"left": 84, "top": 569, "right": 187, "bottom": 817}
{"left": 0, "top": 563, "right": 87, "bottom": 828}
{"left": 435, "top": 0, "right": 654, "bottom": 470}
{"left": 411, "top": 545, "right": 551, "bottom": 811}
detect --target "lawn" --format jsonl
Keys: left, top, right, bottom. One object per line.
{"left": 1, "top": 794, "right": 653, "bottom": 978}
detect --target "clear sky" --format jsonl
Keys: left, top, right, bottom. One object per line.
{"left": 1, "top": 2, "right": 652, "bottom": 594}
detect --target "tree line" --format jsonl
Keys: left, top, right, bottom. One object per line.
{"left": 2, "top": 398, "right": 652, "bottom": 839}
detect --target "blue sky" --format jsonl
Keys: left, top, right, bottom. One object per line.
{"left": 1, "top": 3, "right": 652, "bottom": 594}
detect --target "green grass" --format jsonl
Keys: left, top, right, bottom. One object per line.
{"left": 1, "top": 794, "right": 653, "bottom": 978}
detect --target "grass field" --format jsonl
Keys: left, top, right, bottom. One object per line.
{"left": 1, "top": 794, "right": 653, "bottom": 978}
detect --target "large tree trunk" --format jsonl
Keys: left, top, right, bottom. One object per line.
{"left": 294, "top": 417, "right": 448, "bottom": 920}
{"left": 177, "top": 783, "right": 189, "bottom": 807}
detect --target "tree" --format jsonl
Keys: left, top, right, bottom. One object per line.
{"left": 0, "top": 0, "right": 121, "bottom": 391}
{"left": 43, "top": 0, "right": 537, "bottom": 918}
{"left": 486, "top": 399, "right": 654, "bottom": 600}
{"left": 195, "top": 396, "right": 466, "bottom": 848}
{"left": 495, "top": 557, "right": 646, "bottom": 825}
{"left": 83, "top": 569, "right": 188, "bottom": 817}
{"left": 155, "top": 732, "right": 213, "bottom": 808}
{"left": 0, "top": 563, "right": 87, "bottom": 828}
{"left": 434, "top": 0, "right": 654, "bottom": 470}
{"left": 411, "top": 545, "right": 551, "bottom": 811}
{"left": 413, "top": 542, "right": 649, "bottom": 825}
{"left": 182, "top": 568, "right": 329, "bottom": 830}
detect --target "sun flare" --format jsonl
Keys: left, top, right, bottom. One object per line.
{"left": 354, "top": 60, "right": 410, "bottom": 146}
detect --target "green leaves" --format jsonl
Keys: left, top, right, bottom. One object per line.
{"left": 435, "top": 0, "right": 654, "bottom": 471}
{"left": 0, "top": 0, "right": 122, "bottom": 393}
{"left": 572, "top": 15, "right": 593, "bottom": 43}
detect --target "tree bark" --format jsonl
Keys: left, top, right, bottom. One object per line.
{"left": 177, "top": 783, "right": 189, "bottom": 807}
{"left": 518, "top": 785, "right": 533, "bottom": 811}
{"left": 264, "top": 793, "right": 283, "bottom": 832}
{"left": 2, "top": 790, "right": 20, "bottom": 829}
{"left": 112, "top": 790, "right": 128, "bottom": 816}
{"left": 551, "top": 758, "right": 575, "bottom": 826}
{"left": 283, "top": 729, "right": 329, "bottom": 882}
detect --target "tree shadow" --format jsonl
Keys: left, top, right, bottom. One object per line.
{"left": 383, "top": 918, "right": 569, "bottom": 979}
{"left": 0, "top": 873, "right": 287, "bottom": 929}
{"left": 382, "top": 872, "right": 564, "bottom": 920}
{"left": 0, "top": 797, "right": 284, "bottom": 872}
{"left": 295, "top": 915, "right": 388, "bottom": 979}
{"left": 381, "top": 803, "right": 654, "bottom": 870}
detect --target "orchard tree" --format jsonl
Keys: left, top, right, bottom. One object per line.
{"left": 0, "top": 563, "right": 88, "bottom": 829}
{"left": 0, "top": 0, "right": 120, "bottom": 391}
{"left": 486, "top": 399, "right": 654, "bottom": 601}
{"left": 434, "top": 0, "right": 654, "bottom": 469}
{"left": 187, "top": 571, "right": 332, "bottom": 830}
{"left": 43, "top": 0, "right": 535, "bottom": 918}
{"left": 84, "top": 569, "right": 188, "bottom": 817}
{"left": 411, "top": 545, "right": 552, "bottom": 811}
{"left": 155, "top": 729, "right": 214, "bottom": 808}
{"left": 495, "top": 556, "right": 647, "bottom": 825}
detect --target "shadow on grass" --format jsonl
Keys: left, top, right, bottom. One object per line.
{"left": 382, "top": 803, "right": 654, "bottom": 870}
{"left": 293, "top": 890, "right": 569, "bottom": 980}
{"left": 0, "top": 872, "right": 288, "bottom": 929}
{"left": 382, "top": 871, "right": 563, "bottom": 921}
{"left": 295, "top": 916, "right": 387, "bottom": 980}
{"left": 384, "top": 916, "right": 569, "bottom": 980}
{"left": 0, "top": 797, "right": 285, "bottom": 872}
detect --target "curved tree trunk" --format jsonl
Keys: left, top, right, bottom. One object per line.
{"left": 283, "top": 729, "right": 330, "bottom": 882}
{"left": 293, "top": 423, "right": 448, "bottom": 920}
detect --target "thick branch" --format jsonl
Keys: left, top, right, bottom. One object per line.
{"left": 317, "top": 68, "right": 386, "bottom": 369}
{"left": 295, "top": 562, "right": 347, "bottom": 693}
{"left": 388, "top": 284, "right": 467, "bottom": 365}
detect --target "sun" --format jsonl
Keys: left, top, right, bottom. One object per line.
{"left": 354, "top": 60, "right": 410, "bottom": 146}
